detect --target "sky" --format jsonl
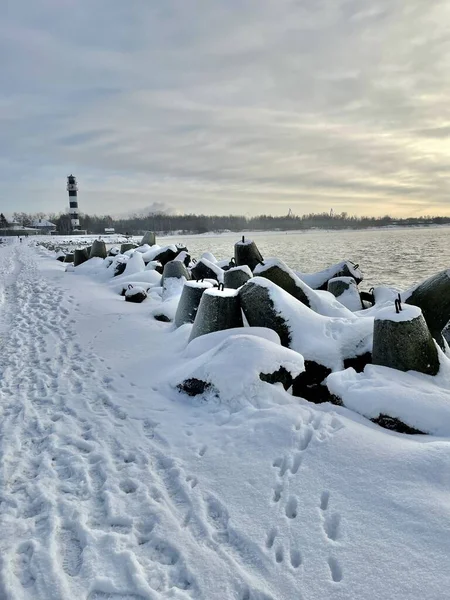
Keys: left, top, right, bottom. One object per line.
{"left": 2, "top": 0, "right": 450, "bottom": 218}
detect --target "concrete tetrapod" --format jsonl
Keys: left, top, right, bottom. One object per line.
{"left": 239, "top": 277, "right": 374, "bottom": 401}
{"left": 120, "top": 243, "right": 137, "bottom": 254}
{"left": 254, "top": 258, "right": 355, "bottom": 318}
{"left": 74, "top": 248, "right": 89, "bottom": 266}
{"left": 161, "top": 260, "right": 191, "bottom": 286}
{"left": 300, "top": 261, "right": 363, "bottom": 290}
{"left": 188, "top": 287, "right": 244, "bottom": 342}
{"left": 234, "top": 237, "right": 264, "bottom": 271}
{"left": 372, "top": 304, "right": 439, "bottom": 375}
{"left": 191, "top": 258, "right": 224, "bottom": 282}
{"left": 327, "top": 276, "right": 363, "bottom": 311}
{"left": 141, "top": 231, "right": 156, "bottom": 246}
{"left": 175, "top": 281, "right": 214, "bottom": 327}
{"left": 89, "top": 240, "right": 107, "bottom": 259}
{"left": 153, "top": 245, "right": 188, "bottom": 267}
{"left": 223, "top": 265, "right": 252, "bottom": 289}
{"left": 404, "top": 269, "right": 450, "bottom": 349}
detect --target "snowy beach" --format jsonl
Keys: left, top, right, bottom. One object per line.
{"left": 1, "top": 239, "right": 450, "bottom": 600}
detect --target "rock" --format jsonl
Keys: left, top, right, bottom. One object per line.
{"left": 223, "top": 265, "right": 252, "bottom": 289}
{"left": 154, "top": 313, "right": 171, "bottom": 322}
{"left": 327, "top": 277, "right": 363, "bottom": 311}
{"left": 124, "top": 285, "right": 147, "bottom": 303}
{"left": 56, "top": 250, "right": 66, "bottom": 262}
{"left": 89, "top": 240, "right": 107, "bottom": 259}
{"left": 405, "top": 269, "right": 450, "bottom": 349}
{"left": 63, "top": 253, "right": 74, "bottom": 263}
{"left": 141, "top": 231, "right": 156, "bottom": 246}
{"left": 234, "top": 237, "right": 264, "bottom": 271}
{"left": 191, "top": 258, "right": 224, "bottom": 282}
{"left": 371, "top": 414, "right": 425, "bottom": 435}
{"left": 372, "top": 304, "right": 439, "bottom": 375}
{"left": 177, "top": 378, "right": 215, "bottom": 397}
{"left": 174, "top": 281, "right": 214, "bottom": 327}
{"left": 108, "top": 247, "right": 120, "bottom": 256}
{"left": 189, "top": 287, "right": 243, "bottom": 342}
{"left": 113, "top": 258, "right": 128, "bottom": 277}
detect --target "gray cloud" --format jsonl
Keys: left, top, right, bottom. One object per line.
{"left": 1, "top": 0, "right": 450, "bottom": 217}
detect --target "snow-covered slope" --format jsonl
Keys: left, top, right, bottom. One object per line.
{"left": 0, "top": 241, "right": 450, "bottom": 600}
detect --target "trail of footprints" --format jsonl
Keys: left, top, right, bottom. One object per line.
{"left": 267, "top": 413, "right": 344, "bottom": 583}
{"left": 320, "top": 490, "right": 343, "bottom": 582}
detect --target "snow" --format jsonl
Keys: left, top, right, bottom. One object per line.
{"left": 184, "top": 327, "right": 282, "bottom": 358}
{"left": 251, "top": 276, "right": 373, "bottom": 370}
{"left": 1, "top": 240, "right": 450, "bottom": 600}
{"left": 297, "top": 260, "right": 363, "bottom": 290}
{"left": 254, "top": 258, "right": 356, "bottom": 319}
{"left": 326, "top": 353, "right": 450, "bottom": 435}
{"left": 162, "top": 333, "right": 305, "bottom": 410}
{"left": 226, "top": 264, "right": 253, "bottom": 278}
{"left": 123, "top": 251, "right": 145, "bottom": 276}
{"left": 375, "top": 304, "right": 422, "bottom": 322}
{"left": 204, "top": 287, "right": 238, "bottom": 298}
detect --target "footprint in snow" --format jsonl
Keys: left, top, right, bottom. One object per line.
{"left": 59, "top": 528, "right": 83, "bottom": 577}
{"left": 14, "top": 542, "right": 36, "bottom": 588}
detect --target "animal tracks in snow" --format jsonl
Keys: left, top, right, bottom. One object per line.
{"left": 320, "top": 490, "right": 344, "bottom": 582}
{"left": 265, "top": 411, "right": 345, "bottom": 583}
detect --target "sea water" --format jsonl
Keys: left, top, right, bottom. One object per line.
{"left": 174, "top": 226, "right": 450, "bottom": 291}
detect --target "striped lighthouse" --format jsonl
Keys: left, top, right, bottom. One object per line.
{"left": 67, "top": 174, "right": 80, "bottom": 230}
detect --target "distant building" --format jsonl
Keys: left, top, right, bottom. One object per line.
{"left": 104, "top": 227, "right": 115, "bottom": 234}
{"left": 32, "top": 218, "right": 57, "bottom": 234}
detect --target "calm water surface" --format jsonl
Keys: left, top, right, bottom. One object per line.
{"left": 166, "top": 227, "right": 450, "bottom": 291}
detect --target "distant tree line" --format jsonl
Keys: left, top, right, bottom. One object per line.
{"left": 3, "top": 210, "right": 450, "bottom": 235}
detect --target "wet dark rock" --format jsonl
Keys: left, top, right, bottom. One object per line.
{"left": 124, "top": 286, "right": 147, "bottom": 303}
{"left": 371, "top": 414, "right": 425, "bottom": 435}
{"left": 343, "top": 352, "right": 372, "bottom": 373}
{"left": 292, "top": 361, "right": 332, "bottom": 403}
{"left": 154, "top": 313, "right": 172, "bottom": 322}
{"left": 260, "top": 366, "right": 293, "bottom": 390}
{"left": 177, "top": 378, "right": 214, "bottom": 397}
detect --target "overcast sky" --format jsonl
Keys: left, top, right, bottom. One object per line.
{"left": 2, "top": 0, "right": 450, "bottom": 218}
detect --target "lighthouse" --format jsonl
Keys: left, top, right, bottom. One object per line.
{"left": 67, "top": 174, "right": 80, "bottom": 230}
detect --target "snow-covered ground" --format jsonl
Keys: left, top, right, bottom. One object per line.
{"left": 1, "top": 240, "right": 450, "bottom": 600}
